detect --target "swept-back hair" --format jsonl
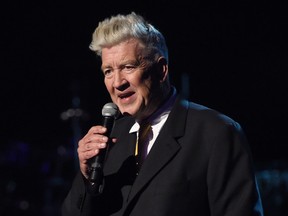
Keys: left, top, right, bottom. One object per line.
{"left": 89, "top": 12, "right": 169, "bottom": 63}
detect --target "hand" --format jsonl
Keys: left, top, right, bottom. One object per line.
{"left": 77, "top": 126, "right": 109, "bottom": 179}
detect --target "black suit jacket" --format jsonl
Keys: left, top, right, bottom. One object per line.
{"left": 62, "top": 97, "right": 263, "bottom": 216}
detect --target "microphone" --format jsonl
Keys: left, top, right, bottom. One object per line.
{"left": 88, "top": 102, "right": 119, "bottom": 193}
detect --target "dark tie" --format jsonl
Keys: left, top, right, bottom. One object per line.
{"left": 135, "top": 121, "right": 152, "bottom": 174}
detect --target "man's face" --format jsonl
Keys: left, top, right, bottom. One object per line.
{"left": 101, "top": 39, "right": 165, "bottom": 120}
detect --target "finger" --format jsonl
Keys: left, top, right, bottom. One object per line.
{"left": 78, "top": 148, "right": 100, "bottom": 162}
{"left": 79, "top": 139, "right": 107, "bottom": 155}
{"left": 78, "top": 134, "right": 108, "bottom": 150}
{"left": 84, "top": 135, "right": 108, "bottom": 145}
{"left": 87, "top": 126, "right": 107, "bottom": 135}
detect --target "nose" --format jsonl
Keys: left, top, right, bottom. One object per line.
{"left": 112, "top": 71, "right": 128, "bottom": 90}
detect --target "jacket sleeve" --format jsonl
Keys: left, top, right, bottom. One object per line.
{"left": 206, "top": 120, "right": 264, "bottom": 216}
{"left": 61, "top": 171, "right": 87, "bottom": 216}
{"left": 61, "top": 171, "right": 112, "bottom": 216}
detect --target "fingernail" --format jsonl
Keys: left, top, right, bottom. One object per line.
{"left": 100, "top": 143, "right": 106, "bottom": 148}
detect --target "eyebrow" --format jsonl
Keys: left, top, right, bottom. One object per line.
{"left": 101, "top": 59, "right": 141, "bottom": 71}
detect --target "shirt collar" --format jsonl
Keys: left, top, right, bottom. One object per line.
{"left": 129, "top": 87, "right": 177, "bottom": 133}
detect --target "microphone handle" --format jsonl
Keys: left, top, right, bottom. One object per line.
{"left": 88, "top": 116, "right": 114, "bottom": 193}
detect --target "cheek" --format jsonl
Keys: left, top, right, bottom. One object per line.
{"left": 104, "top": 79, "right": 112, "bottom": 92}
{"left": 104, "top": 80, "right": 116, "bottom": 101}
{"left": 134, "top": 85, "right": 150, "bottom": 107}
{"left": 140, "top": 79, "right": 153, "bottom": 97}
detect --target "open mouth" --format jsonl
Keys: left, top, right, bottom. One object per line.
{"left": 118, "top": 92, "right": 135, "bottom": 99}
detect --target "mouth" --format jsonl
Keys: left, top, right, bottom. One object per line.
{"left": 118, "top": 91, "right": 135, "bottom": 100}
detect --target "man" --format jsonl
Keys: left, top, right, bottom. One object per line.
{"left": 62, "top": 12, "right": 264, "bottom": 216}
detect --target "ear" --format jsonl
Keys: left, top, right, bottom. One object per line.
{"left": 156, "top": 57, "right": 169, "bottom": 82}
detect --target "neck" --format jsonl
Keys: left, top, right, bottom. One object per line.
{"left": 137, "top": 86, "right": 174, "bottom": 123}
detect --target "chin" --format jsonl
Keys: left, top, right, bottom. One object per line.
{"left": 122, "top": 109, "right": 136, "bottom": 117}
{"left": 120, "top": 106, "right": 141, "bottom": 118}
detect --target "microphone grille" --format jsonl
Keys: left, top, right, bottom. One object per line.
{"left": 102, "top": 102, "right": 119, "bottom": 117}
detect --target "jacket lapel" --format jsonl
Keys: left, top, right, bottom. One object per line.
{"left": 126, "top": 98, "right": 189, "bottom": 203}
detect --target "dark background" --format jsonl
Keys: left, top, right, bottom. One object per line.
{"left": 1, "top": 0, "right": 287, "bottom": 215}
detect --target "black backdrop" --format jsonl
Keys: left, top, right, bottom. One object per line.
{"left": 1, "top": 0, "right": 287, "bottom": 215}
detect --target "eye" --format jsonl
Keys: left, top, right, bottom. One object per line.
{"left": 123, "top": 64, "right": 136, "bottom": 73}
{"left": 103, "top": 69, "right": 113, "bottom": 78}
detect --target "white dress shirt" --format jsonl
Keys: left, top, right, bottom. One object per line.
{"left": 129, "top": 88, "right": 177, "bottom": 155}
